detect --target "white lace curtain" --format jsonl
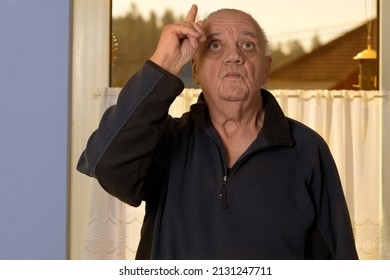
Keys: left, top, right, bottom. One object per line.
{"left": 81, "top": 88, "right": 389, "bottom": 260}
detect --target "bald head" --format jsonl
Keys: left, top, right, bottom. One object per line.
{"left": 204, "top": 9, "right": 270, "bottom": 55}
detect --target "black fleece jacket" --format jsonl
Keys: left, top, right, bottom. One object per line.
{"left": 77, "top": 60, "right": 358, "bottom": 260}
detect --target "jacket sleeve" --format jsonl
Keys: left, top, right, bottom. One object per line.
{"left": 77, "top": 60, "right": 184, "bottom": 206}
{"left": 308, "top": 138, "right": 359, "bottom": 259}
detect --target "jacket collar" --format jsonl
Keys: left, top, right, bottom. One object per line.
{"left": 189, "top": 88, "right": 294, "bottom": 147}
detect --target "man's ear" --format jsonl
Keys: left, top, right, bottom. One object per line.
{"left": 191, "top": 58, "right": 199, "bottom": 85}
{"left": 263, "top": 56, "right": 272, "bottom": 83}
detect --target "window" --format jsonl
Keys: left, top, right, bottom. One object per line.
{"left": 111, "top": 0, "right": 378, "bottom": 89}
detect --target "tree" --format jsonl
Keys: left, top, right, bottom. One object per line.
{"left": 286, "top": 39, "right": 305, "bottom": 58}
{"left": 311, "top": 33, "right": 322, "bottom": 51}
{"left": 161, "top": 9, "right": 175, "bottom": 26}
{"left": 111, "top": 4, "right": 180, "bottom": 86}
{"left": 269, "top": 43, "right": 288, "bottom": 70}
{"left": 269, "top": 40, "right": 306, "bottom": 71}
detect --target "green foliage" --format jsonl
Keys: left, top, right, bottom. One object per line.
{"left": 111, "top": 4, "right": 178, "bottom": 86}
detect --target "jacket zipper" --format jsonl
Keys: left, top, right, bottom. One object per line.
{"left": 217, "top": 147, "right": 269, "bottom": 210}
{"left": 217, "top": 144, "right": 292, "bottom": 210}
{"left": 208, "top": 117, "right": 293, "bottom": 210}
{"left": 219, "top": 174, "right": 228, "bottom": 209}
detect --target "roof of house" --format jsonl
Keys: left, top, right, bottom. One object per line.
{"left": 267, "top": 19, "right": 377, "bottom": 89}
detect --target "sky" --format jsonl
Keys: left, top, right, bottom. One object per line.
{"left": 112, "top": 0, "right": 377, "bottom": 51}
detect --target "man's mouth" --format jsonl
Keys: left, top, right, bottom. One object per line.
{"left": 224, "top": 71, "right": 241, "bottom": 78}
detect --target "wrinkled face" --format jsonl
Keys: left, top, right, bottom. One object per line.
{"left": 192, "top": 10, "right": 271, "bottom": 103}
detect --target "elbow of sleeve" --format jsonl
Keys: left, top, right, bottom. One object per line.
{"left": 76, "top": 151, "right": 97, "bottom": 178}
{"left": 94, "top": 160, "right": 146, "bottom": 207}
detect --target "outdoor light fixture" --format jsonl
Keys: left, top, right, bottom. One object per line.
{"left": 353, "top": 43, "right": 378, "bottom": 90}
{"left": 353, "top": 7, "right": 377, "bottom": 91}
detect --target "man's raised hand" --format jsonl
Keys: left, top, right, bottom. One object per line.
{"left": 150, "top": 5, "right": 205, "bottom": 75}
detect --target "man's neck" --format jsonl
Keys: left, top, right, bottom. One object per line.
{"left": 207, "top": 97, "right": 265, "bottom": 167}
{"left": 208, "top": 96, "right": 264, "bottom": 135}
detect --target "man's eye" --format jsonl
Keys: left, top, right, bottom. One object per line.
{"left": 242, "top": 42, "right": 254, "bottom": 49}
{"left": 209, "top": 42, "right": 221, "bottom": 50}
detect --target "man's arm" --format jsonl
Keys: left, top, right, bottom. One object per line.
{"left": 77, "top": 61, "right": 184, "bottom": 206}
{"left": 305, "top": 138, "right": 358, "bottom": 259}
{"left": 77, "top": 5, "right": 205, "bottom": 206}
{"left": 290, "top": 119, "right": 358, "bottom": 259}
{"left": 315, "top": 142, "right": 358, "bottom": 259}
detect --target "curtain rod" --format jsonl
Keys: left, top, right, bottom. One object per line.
{"left": 271, "top": 92, "right": 385, "bottom": 99}
{"left": 101, "top": 88, "right": 385, "bottom": 99}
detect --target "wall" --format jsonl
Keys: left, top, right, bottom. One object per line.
{"left": 69, "top": 0, "right": 110, "bottom": 259}
{"left": 0, "top": 0, "right": 70, "bottom": 259}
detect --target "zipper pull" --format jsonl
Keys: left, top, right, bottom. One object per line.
{"left": 219, "top": 175, "right": 228, "bottom": 209}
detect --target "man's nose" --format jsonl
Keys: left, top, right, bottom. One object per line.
{"left": 225, "top": 46, "right": 244, "bottom": 64}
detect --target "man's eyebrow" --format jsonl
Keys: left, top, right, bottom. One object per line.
{"left": 242, "top": 31, "right": 257, "bottom": 38}
{"left": 206, "top": 31, "right": 257, "bottom": 39}
{"left": 206, "top": 32, "right": 221, "bottom": 39}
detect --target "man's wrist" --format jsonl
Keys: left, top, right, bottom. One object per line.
{"left": 150, "top": 54, "right": 183, "bottom": 76}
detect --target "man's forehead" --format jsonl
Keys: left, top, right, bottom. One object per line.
{"left": 204, "top": 23, "right": 259, "bottom": 39}
{"left": 204, "top": 10, "right": 260, "bottom": 35}
{"left": 205, "top": 30, "right": 257, "bottom": 40}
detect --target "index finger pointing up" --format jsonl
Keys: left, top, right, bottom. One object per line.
{"left": 185, "top": 4, "right": 198, "bottom": 23}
